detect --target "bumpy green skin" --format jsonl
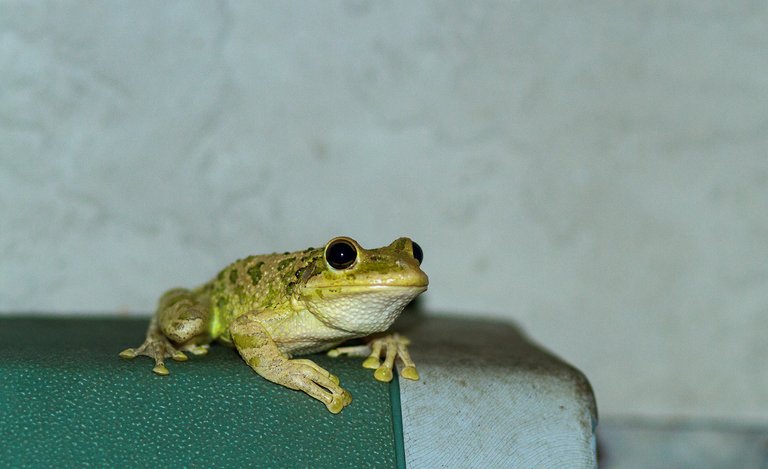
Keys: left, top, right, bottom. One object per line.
{"left": 120, "top": 236, "right": 428, "bottom": 414}
{"left": 205, "top": 247, "right": 323, "bottom": 343}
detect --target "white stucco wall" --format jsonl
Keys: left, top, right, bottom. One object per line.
{"left": 2, "top": 1, "right": 766, "bottom": 423}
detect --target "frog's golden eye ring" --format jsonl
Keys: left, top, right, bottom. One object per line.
{"left": 325, "top": 238, "right": 357, "bottom": 270}
{"left": 412, "top": 241, "right": 423, "bottom": 265}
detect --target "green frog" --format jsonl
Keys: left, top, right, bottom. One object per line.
{"left": 119, "top": 236, "right": 428, "bottom": 413}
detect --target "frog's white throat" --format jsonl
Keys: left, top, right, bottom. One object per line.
{"left": 302, "top": 285, "right": 425, "bottom": 335}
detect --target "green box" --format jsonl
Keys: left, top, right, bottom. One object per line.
{"left": 1, "top": 317, "right": 404, "bottom": 468}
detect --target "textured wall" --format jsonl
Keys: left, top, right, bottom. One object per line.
{"left": 2, "top": 1, "right": 766, "bottom": 422}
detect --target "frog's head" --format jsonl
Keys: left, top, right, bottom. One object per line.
{"left": 299, "top": 236, "right": 429, "bottom": 335}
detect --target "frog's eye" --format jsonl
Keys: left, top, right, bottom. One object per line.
{"left": 325, "top": 239, "right": 357, "bottom": 270}
{"left": 411, "top": 241, "right": 424, "bottom": 265}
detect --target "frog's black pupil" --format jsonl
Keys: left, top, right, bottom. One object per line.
{"left": 412, "top": 241, "right": 423, "bottom": 265}
{"left": 326, "top": 240, "right": 357, "bottom": 269}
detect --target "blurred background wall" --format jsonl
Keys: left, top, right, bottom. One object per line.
{"left": 1, "top": 1, "right": 766, "bottom": 425}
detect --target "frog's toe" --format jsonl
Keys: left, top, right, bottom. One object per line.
{"left": 401, "top": 365, "right": 420, "bottom": 380}
{"left": 326, "top": 397, "right": 344, "bottom": 414}
{"left": 293, "top": 358, "right": 339, "bottom": 383}
{"left": 182, "top": 343, "right": 209, "bottom": 356}
{"left": 119, "top": 348, "right": 138, "bottom": 359}
{"left": 362, "top": 356, "right": 380, "bottom": 369}
{"left": 152, "top": 363, "right": 170, "bottom": 375}
{"left": 324, "top": 387, "right": 353, "bottom": 414}
{"left": 374, "top": 365, "right": 394, "bottom": 382}
{"left": 341, "top": 389, "right": 352, "bottom": 406}
{"left": 327, "top": 344, "right": 370, "bottom": 358}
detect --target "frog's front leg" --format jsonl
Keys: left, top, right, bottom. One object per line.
{"left": 230, "top": 311, "right": 352, "bottom": 414}
{"left": 328, "top": 334, "right": 419, "bottom": 382}
{"left": 119, "top": 288, "right": 211, "bottom": 375}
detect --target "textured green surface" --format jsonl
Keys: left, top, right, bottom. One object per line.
{"left": 0, "top": 317, "right": 400, "bottom": 468}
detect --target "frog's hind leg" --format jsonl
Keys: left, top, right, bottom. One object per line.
{"left": 119, "top": 288, "right": 212, "bottom": 375}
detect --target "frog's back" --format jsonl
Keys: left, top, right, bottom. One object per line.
{"left": 206, "top": 248, "right": 322, "bottom": 339}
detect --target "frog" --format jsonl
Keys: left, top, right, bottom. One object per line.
{"left": 119, "top": 236, "right": 428, "bottom": 413}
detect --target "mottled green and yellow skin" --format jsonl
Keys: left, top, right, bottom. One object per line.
{"left": 120, "top": 236, "right": 428, "bottom": 413}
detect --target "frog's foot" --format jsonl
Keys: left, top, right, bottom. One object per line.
{"left": 361, "top": 334, "right": 419, "bottom": 382}
{"left": 281, "top": 358, "right": 352, "bottom": 414}
{"left": 119, "top": 331, "right": 188, "bottom": 376}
